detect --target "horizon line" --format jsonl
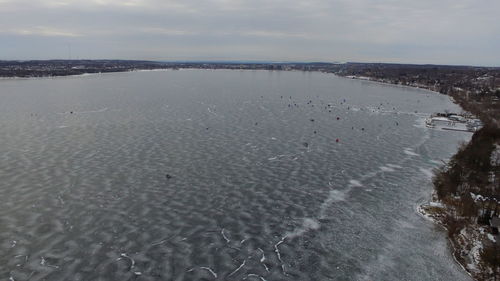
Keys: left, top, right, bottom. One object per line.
{"left": 1, "top": 59, "right": 499, "bottom": 68}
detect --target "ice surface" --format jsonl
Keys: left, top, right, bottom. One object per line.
{"left": 0, "top": 70, "right": 471, "bottom": 280}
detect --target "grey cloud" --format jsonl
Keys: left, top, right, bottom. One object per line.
{"left": 0, "top": 0, "right": 498, "bottom": 65}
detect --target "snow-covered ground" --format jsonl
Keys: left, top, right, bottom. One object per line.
{"left": 419, "top": 196, "right": 499, "bottom": 281}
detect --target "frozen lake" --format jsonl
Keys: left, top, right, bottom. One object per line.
{"left": 0, "top": 69, "right": 471, "bottom": 280}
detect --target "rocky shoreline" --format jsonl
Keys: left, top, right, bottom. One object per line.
{"left": 419, "top": 195, "right": 494, "bottom": 280}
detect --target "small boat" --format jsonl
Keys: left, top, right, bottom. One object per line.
{"left": 425, "top": 113, "right": 482, "bottom": 132}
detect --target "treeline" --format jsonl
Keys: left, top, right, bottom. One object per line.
{"left": 433, "top": 123, "right": 500, "bottom": 278}
{"left": 434, "top": 125, "right": 500, "bottom": 221}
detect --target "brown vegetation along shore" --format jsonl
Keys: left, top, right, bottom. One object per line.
{"left": 421, "top": 125, "right": 500, "bottom": 280}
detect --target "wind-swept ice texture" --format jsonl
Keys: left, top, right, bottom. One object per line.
{"left": 0, "top": 70, "right": 471, "bottom": 280}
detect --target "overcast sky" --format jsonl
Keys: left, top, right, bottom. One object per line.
{"left": 0, "top": 0, "right": 499, "bottom": 65}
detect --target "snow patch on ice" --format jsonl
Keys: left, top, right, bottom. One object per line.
{"left": 430, "top": 159, "right": 443, "bottom": 165}
{"left": 348, "top": 179, "right": 363, "bottom": 187}
{"left": 413, "top": 117, "right": 428, "bottom": 129}
{"left": 285, "top": 218, "right": 320, "bottom": 239}
{"left": 404, "top": 148, "right": 419, "bottom": 156}
{"left": 327, "top": 189, "right": 348, "bottom": 202}
{"left": 318, "top": 189, "right": 349, "bottom": 218}
{"left": 380, "top": 166, "right": 395, "bottom": 172}
{"left": 419, "top": 167, "right": 434, "bottom": 179}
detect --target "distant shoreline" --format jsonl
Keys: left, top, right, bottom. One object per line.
{"left": 341, "top": 74, "right": 449, "bottom": 98}
{"left": 0, "top": 65, "right": 466, "bottom": 99}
